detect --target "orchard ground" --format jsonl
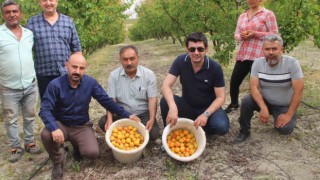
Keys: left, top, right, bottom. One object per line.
{"left": 0, "top": 37, "right": 319, "bottom": 179}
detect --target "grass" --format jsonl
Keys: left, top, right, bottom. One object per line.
{"left": 0, "top": 35, "right": 319, "bottom": 179}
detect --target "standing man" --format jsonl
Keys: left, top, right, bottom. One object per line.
{"left": 0, "top": 0, "right": 41, "bottom": 163}
{"left": 234, "top": 35, "right": 304, "bottom": 143}
{"left": 98, "top": 45, "right": 160, "bottom": 141}
{"left": 160, "top": 32, "right": 229, "bottom": 135}
{"left": 39, "top": 54, "right": 140, "bottom": 179}
{"left": 26, "top": 0, "right": 82, "bottom": 100}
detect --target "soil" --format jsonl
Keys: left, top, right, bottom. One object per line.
{"left": 0, "top": 39, "right": 319, "bottom": 180}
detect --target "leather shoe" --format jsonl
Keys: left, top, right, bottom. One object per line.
{"left": 51, "top": 163, "right": 64, "bottom": 180}
{"left": 234, "top": 132, "right": 250, "bottom": 143}
{"left": 73, "top": 147, "right": 83, "bottom": 162}
{"left": 224, "top": 103, "right": 240, "bottom": 113}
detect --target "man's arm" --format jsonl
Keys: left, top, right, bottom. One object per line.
{"left": 276, "top": 78, "right": 304, "bottom": 128}
{"left": 146, "top": 97, "right": 157, "bottom": 131}
{"left": 250, "top": 77, "right": 270, "bottom": 123}
{"left": 194, "top": 87, "right": 225, "bottom": 128}
{"left": 104, "top": 98, "right": 116, "bottom": 131}
{"left": 39, "top": 84, "right": 65, "bottom": 144}
{"left": 161, "top": 74, "right": 178, "bottom": 126}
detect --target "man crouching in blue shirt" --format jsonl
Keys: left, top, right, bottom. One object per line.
{"left": 39, "top": 54, "right": 140, "bottom": 179}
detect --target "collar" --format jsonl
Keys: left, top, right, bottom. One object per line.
{"left": 65, "top": 74, "right": 83, "bottom": 89}
{"left": 120, "top": 65, "right": 141, "bottom": 78}
{"left": 184, "top": 54, "right": 210, "bottom": 70}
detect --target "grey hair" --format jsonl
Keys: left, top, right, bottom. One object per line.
{"left": 1, "top": 0, "right": 20, "bottom": 12}
{"left": 263, "top": 34, "right": 284, "bottom": 46}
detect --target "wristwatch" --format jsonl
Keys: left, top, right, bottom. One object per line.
{"left": 204, "top": 111, "right": 210, "bottom": 117}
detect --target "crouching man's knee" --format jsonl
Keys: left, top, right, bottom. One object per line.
{"left": 82, "top": 148, "right": 100, "bottom": 160}
{"left": 275, "top": 125, "right": 295, "bottom": 135}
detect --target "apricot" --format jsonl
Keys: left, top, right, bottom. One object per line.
{"left": 110, "top": 126, "right": 144, "bottom": 150}
{"left": 166, "top": 128, "right": 198, "bottom": 157}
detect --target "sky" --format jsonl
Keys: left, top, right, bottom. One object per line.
{"left": 123, "top": 0, "right": 143, "bottom": 19}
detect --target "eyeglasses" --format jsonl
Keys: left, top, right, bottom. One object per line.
{"left": 188, "top": 47, "right": 205, "bottom": 52}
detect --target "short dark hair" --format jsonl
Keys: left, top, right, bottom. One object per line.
{"left": 1, "top": 0, "right": 20, "bottom": 12}
{"left": 185, "top": 32, "right": 208, "bottom": 48}
{"left": 119, "top": 45, "right": 139, "bottom": 56}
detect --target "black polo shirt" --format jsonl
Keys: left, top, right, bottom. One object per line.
{"left": 169, "top": 54, "right": 225, "bottom": 109}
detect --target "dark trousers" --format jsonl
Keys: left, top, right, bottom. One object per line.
{"left": 239, "top": 94, "right": 297, "bottom": 135}
{"left": 41, "top": 121, "right": 99, "bottom": 164}
{"left": 160, "top": 96, "right": 229, "bottom": 135}
{"left": 98, "top": 112, "right": 160, "bottom": 140}
{"left": 229, "top": 60, "right": 254, "bottom": 104}
{"left": 36, "top": 75, "right": 60, "bottom": 100}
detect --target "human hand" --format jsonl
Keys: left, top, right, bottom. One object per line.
{"left": 245, "top": 30, "right": 255, "bottom": 39}
{"left": 259, "top": 108, "right": 270, "bottom": 124}
{"left": 194, "top": 114, "right": 208, "bottom": 128}
{"left": 105, "top": 119, "right": 113, "bottom": 131}
{"left": 166, "top": 106, "right": 178, "bottom": 127}
{"left": 52, "top": 129, "right": 65, "bottom": 144}
{"left": 129, "top": 115, "right": 141, "bottom": 123}
{"left": 275, "top": 113, "right": 291, "bottom": 128}
{"left": 240, "top": 31, "right": 249, "bottom": 40}
{"left": 146, "top": 120, "right": 154, "bottom": 131}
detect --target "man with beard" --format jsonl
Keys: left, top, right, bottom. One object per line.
{"left": 234, "top": 34, "right": 304, "bottom": 143}
{"left": 98, "top": 45, "right": 160, "bottom": 141}
{"left": 39, "top": 54, "right": 140, "bottom": 179}
{"left": 160, "top": 32, "right": 229, "bottom": 135}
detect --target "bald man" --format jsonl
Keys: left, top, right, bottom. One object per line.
{"left": 39, "top": 54, "right": 140, "bottom": 179}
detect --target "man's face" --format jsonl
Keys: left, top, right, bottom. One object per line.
{"left": 120, "top": 48, "right": 139, "bottom": 76}
{"left": 187, "top": 41, "right": 208, "bottom": 64}
{"left": 66, "top": 56, "right": 87, "bottom": 84}
{"left": 263, "top": 40, "right": 284, "bottom": 67}
{"left": 2, "top": 4, "right": 21, "bottom": 28}
{"left": 39, "top": 0, "right": 58, "bottom": 14}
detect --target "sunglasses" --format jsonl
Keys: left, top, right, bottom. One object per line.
{"left": 188, "top": 47, "right": 205, "bottom": 52}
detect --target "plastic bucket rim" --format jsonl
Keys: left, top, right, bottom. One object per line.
{"left": 105, "top": 118, "right": 149, "bottom": 155}
{"left": 162, "top": 118, "right": 206, "bottom": 162}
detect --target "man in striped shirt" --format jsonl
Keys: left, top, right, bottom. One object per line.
{"left": 235, "top": 35, "right": 304, "bottom": 143}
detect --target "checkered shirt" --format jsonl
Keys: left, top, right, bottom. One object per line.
{"left": 234, "top": 8, "right": 278, "bottom": 61}
{"left": 26, "top": 13, "right": 82, "bottom": 76}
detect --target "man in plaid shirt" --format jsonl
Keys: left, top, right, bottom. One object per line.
{"left": 26, "top": 0, "right": 82, "bottom": 100}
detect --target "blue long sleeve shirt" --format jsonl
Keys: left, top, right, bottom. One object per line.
{"left": 39, "top": 74, "right": 131, "bottom": 132}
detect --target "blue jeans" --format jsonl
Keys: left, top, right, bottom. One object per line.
{"left": 239, "top": 94, "right": 297, "bottom": 135}
{"left": 36, "top": 75, "right": 60, "bottom": 100}
{"left": 160, "top": 96, "right": 229, "bottom": 135}
{"left": 0, "top": 81, "right": 38, "bottom": 148}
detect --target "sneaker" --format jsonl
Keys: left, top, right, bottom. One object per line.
{"left": 234, "top": 132, "right": 250, "bottom": 143}
{"left": 224, "top": 103, "right": 240, "bottom": 113}
{"left": 25, "top": 143, "right": 42, "bottom": 154}
{"left": 51, "top": 163, "right": 64, "bottom": 180}
{"left": 9, "top": 147, "right": 25, "bottom": 163}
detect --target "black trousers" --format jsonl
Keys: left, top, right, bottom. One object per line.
{"left": 229, "top": 60, "right": 254, "bottom": 104}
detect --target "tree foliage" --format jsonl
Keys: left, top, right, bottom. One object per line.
{"left": 1, "top": 0, "right": 130, "bottom": 55}
{"left": 129, "top": 0, "right": 320, "bottom": 64}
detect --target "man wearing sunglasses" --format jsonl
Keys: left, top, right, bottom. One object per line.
{"left": 160, "top": 32, "right": 229, "bottom": 136}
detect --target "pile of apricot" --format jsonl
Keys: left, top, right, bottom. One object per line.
{"left": 167, "top": 128, "right": 198, "bottom": 157}
{"left": 110, "top": 125, "right": 144, "bottom": 150}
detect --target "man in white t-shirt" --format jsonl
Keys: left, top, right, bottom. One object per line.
{"left": 235, "top": 34, "right": 304, "bottom": 143}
